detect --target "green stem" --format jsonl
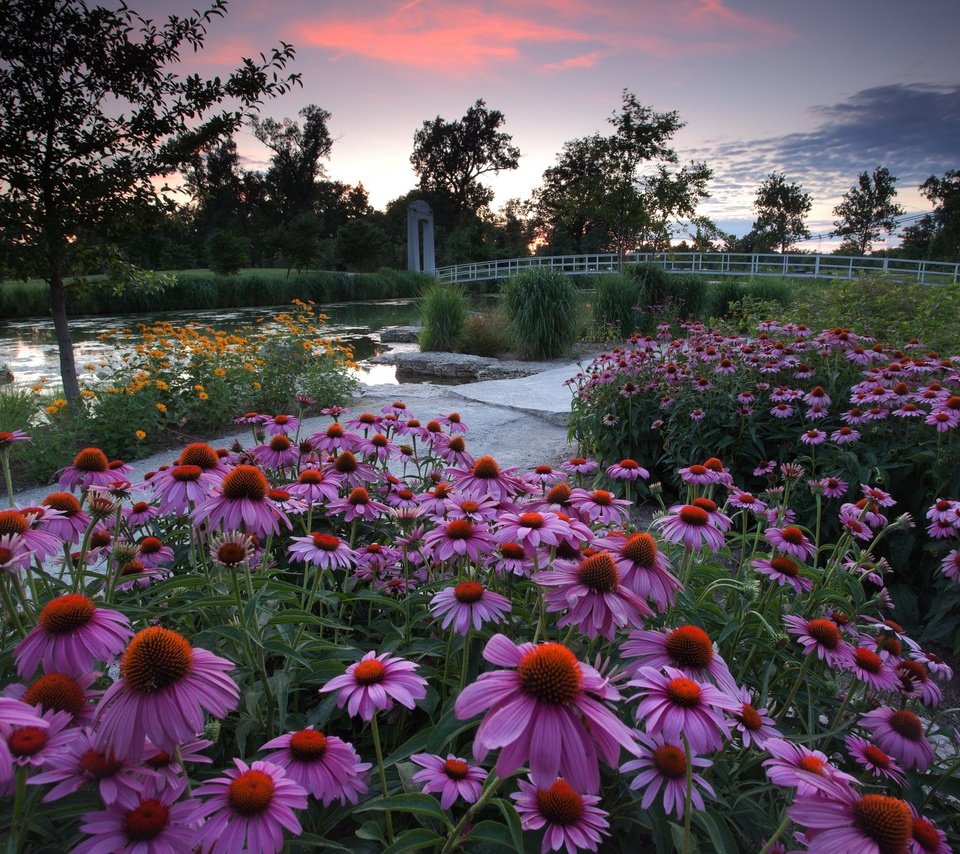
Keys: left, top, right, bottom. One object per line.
{"left": 682, "top": 733, "right": 694, "bottom": 854}
{"left": 9, "top": 765, "right": 27, "bottom": 854}
{"left": 758, "top": 810, "right": 791, "bottom": 854}
{"left": 919, "top": 754, "right": 960, "bottom": 809}
{"left": 1, "top": 451, "right": 14, "bottom": 508}
{"left": 0, "top": 577, "right": 28, "bottom": 639}
{"left": 440, "top": 773, "right": 504, "bottom": 854}
{"left": 776, "top": 651, "right": 816, "bottom": 724}
{"left": 459, "top": 627, "right": 471, "bottom": 694}
{"left": 370, "top": 715, "right": 395, "bottom": 844}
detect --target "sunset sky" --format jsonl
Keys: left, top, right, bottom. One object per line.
{"left": 157, "top": 0, "right": 959, "bottom": 247}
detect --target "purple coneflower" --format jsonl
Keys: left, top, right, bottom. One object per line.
{"left": 148, "top": 464, "right": 218, "bottom": 515}
{"left": 410, "top": 753, "right": 485, "bottom": 810}
{"left": 844, "top": 734, "right": 906, "bottom": 786}
{"left": 653, "top": 505, "right": 726, "bottom": 552}
{"left": 264, "top": 413, "right": 299, "bottom": 436}
{"left": 123, "top": 501, "right": 160, "bottom": 529}
{"left": 535, "top": 553, "right": 653, "bottom": 641}
{"left": 568, "top": 489, "right": 631, "bottom": 526}
{"left": 783, "top": 615, "right": 852, "bottom": 668}
{"left": 621, "top": 624, "right": 736, "bottom": 695}
{"left": 765, "top": 525, "right": 817, "bottom": 560}
{"left": 136, "top": 536, "right": 173, "bottom": 569}
{"left": 193, "top": 465, "right": 290, "bottom": 538}
{"left": 191, "top": 759, "right": 307, "bottom": 854}
{"left": 511, "top": 777, "right": 610, "bottom": 854}
{"left": 730, "top": 687, "right": 779, "bottom": 749}
{"left": 443, "top": 494, "right": 501, "bottom": 523}
{"left": 677, "top": 463, "right": 717, "bottom": 485}
{"left": 788, "top": 776, "right": 912, "bottom": 854}
{"left": 423, "top": 519, "right": 495, "bottom": 563}
{"left": 859, "top": 706, "right": 934, "bottom": 771}
{"left": 909, "top": 812, "right": 951, "bottom": 854}
{"left": 597, "top": 532, "right": 680, "bottom": 612}
{"left": 799, "top": 428, "right": 827, "bottom": 445}
{"left": 39, "top": 492, "right": 90, "bottom": 543}
{"left": 59, "top": 448, "right": 119, "bottom": 493}
{"left": 751, "top": 555, "right": 813, "bottom": 593}
{"left": 94, "top": 626, "right": 239, "bottom": 758}
{"left": 621, "top": 732, "right": 714, "bottom": 820}
{"left": 628, "top": 666, "right": 737, "bottom": 754}
{"left": 762, "top": 738, "right": 855, "bottom": 794}
{"left": 448, "top": 456, "right": 524, "bottom": 502}
{"left": 454, "top": 634, "right": 636, "bottom": 793}
{"left": 606, "top": 459, "right": 649, "bottom": 481}
{"left": 495, "top": 510, "right": 569, "bottom": 548}
{"left": 319, "top": 651, "right": 427, "bottom": 721}
{"left": 322, "top": 450, "right": 379, "bottom": 489}
{"left": 429, "top": 581, "right": 511, "bottom": 635}
{"left": 561, "top": 456, "right": 598, "bottom": 476}
{"left": 259, "top": 727, "right": 370, "bottom": 806}
{"left": 253, "top": 434, "right": 301, "bottom": 470}
{"left": 287, "top": 468, "right": 341, "bottom": 505}
{"left": 287, "top": 532, "right": 355, "bottom": 570}
{"left": 843, "top": 647, "right": 900, "bottom": 692}
{"left": 15, "top": 594, "right": 132, "bottom": 679}
{"left": 831, "top": 425, "right": 861, "bottom": 444}
{"left": 326, "top": 486, "right": 389, "bottom": 523}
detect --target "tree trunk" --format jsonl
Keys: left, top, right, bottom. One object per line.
{"left": 49, "top": 272, "right": 81, "bottom": 404}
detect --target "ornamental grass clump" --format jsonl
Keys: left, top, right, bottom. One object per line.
{"left": 418, "top": 283, "right": 467, "bottom": 352}
{"left": 503, "top": 267, "right": 580, "bottom": 359}
{"left": 0, "top": 402, "right": 958, "bottom": 851}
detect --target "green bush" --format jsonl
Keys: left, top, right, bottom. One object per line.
{"left": 457, "top": 310, "right": 511, "bottom": 357}
{"left": 502, "top": 268, "right": 579, "bottom": 359}
{"left": 419, "top": 284, "right": 468, "bottom": 352}
{"left": 746, "top": 276, "right": 793, "bottom": 309}
{"left": 206, "top": 230, "right": 250, "bottom": 276}
{"left": 708, "top": 279, "right": 749, "bottom": 318}
{"left": 593, "top": 274, "right": 646, "bottom": 337}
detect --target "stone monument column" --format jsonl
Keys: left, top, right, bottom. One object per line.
{"left": 407, "top": 201, "right": 435, "bottom": 274}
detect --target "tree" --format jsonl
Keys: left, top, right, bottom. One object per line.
{"left": 830, "top": 166, "right": 904, "bottom": 254}
{"left": 410, "top": 99, "right": 520, "bottom": 222}
{"left": 0, "top": 0, "right": 299, "bottom": 403}
{"left": 900, "top": 170, "right": 960, "bottom": 261}
{"left": 533, "top": 92, "right": 711, "bottom": 258}
{"left": 206, "top": 230, "right": 249, "bottom": 276}
{"left": 252, "top": 105, "right": 333, "bottom": 224}
{"left": 751, "top": 173, "right": 812, "bottom": 253}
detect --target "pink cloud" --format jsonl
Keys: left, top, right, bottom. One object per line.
{"left": 539, "top": 50, "right": 607, "bottom": 73}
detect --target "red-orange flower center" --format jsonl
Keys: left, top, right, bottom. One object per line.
{"left": 652, "top": 744, "right": 687, "bottom": 778}
{"left": 447, "top": 436, "right": 466, "bottom": 453}
{"left": 854, "top": 648, "right": 883, "bottom": 674}
{"left": 534, "top": 779, "right": 584, "bottom": 826}
{"left": 621, "top": 532, "right": 658, "bottom": 566}
{"left": 519, "top": 512, "right": 544, "bottom": 529}
{"left": 806, "top": 619, "right": 841, "bottom": 650}
{"left": 770, "top": 556, "right": 799, "bottom": 577}
{"left": 353, "top": 659, "right": 386, "bottom": 685}
{"left": 298, "top": 470, "right": 324, "bottom": 485}
{"left": 500, "top": 542, "right": 527, "bottom": 560}
{"left": 139, "top": 537, "right": 163, "bottom": 555}
{"left": 269, "top": 435, "right": 292, "bottom": 451}
{"left": 780, "top": 526, "right": 805, "bottom": 544}
{"left": 446, "top": 520, "right": 473, "bottom": 540}
{"left": 618, "top": 458, "right": 639, "bottom": 469}
{"left": 220, "top": 465, "right": 267, "bottom": 502}
{"left": 702, "top": 457, "right": 724, "bottom": 472}
{"left": 736, "top": 703, "right": 762, "bottom": 730}
{"left": 23, "top": 673, "right": 85, "bottom": 718}
{"left": 852, "top": 794, "right": 911, "bottom": 854}
{"left": 0, "top": 510, "right": 29, "bottom": 536}
{"left": 665, "top": 625, "right": 714, "bottom": 669}
{"left": 123, "top": 799, "right": 170, "bottom": 841}
{"left": 217, "top": 543, "right": 250, "bottom": 566}
{"left": 72, "top": 448, "right": 108, "bottom": 472}
{"left": 688, "top": 464, "right": 708, "bottom": 476}
{"left": 347, "top": 487, "right": 370, "bottom": 505}
{"left": 80, "top": 748, "right": 123, "bottom": 779}
{"left": 8, "top": 726, "right": 48, "bottom": 757}
{"left": 546, "top": 483, "right": 572, "bottom": 505}
{"left": 666, "top": 677, "right": 702, "bottom": 707}
{"left": 911, "top": 817, "right": 941, "bottom": 851}
{"left": 443, "top": 758, "right": 469, "bottom": 780}
{"left": 171, "top": 464, "right": 203, "bottom": 483}
{"left": 679, "top": 506, "right": 709, "bottom": 526}
{"left": 863, "top": 745, "right": 891, "bottom": 769}
{"left": 121, "top": 626, "right": 193, "bottom": 695}
{"left": 888, "top": 710, "right": 922, "bottom": 741}
{"left": 518, "top": 643, "right": 582, "bottom": 704}
{"left": 38, "top": 594, "right": 95, "bottom": 635}
{"left": 472, "top": 456, "right": 500, "bottom": 479}
{"left": 228, "top": 770, "right": 275, "bottom": 817}
{"left": 178, "top": 443, "right": 219, "bottom": 469}
{"left": 334, "top": 451, "right": 358, "bottom": 473}
{"left": 576, "top": 552, "right": 620, "bottom": 592}
{"left": 310, "top": 533, "right": 341, "bottom": 551}
{"left": 692, "top": 497, "right": 717, "bottom": 513}
{"left": 798, "top": 755, "right": 827, "bottom": 775}
{"left": 42, "top": 492, "right": 81, "bottom": 515}
{"left": 289, "top": 729, "right": 328, "bottom": 761}
{"left": 454, "top": 581, "right": 484, "bottom": 603}
{"left": 591, "top": 490, "right": 612, "bottom": 506}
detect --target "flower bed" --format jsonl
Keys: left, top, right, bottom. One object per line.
{"left": 0, "top": 399, "right": 958, "bottom": 852}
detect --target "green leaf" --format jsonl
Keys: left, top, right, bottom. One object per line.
{"left": 355, "top": 794, "right": 453, "bottom": 829}
{"left": 693, "top": 809, "right": 738, "bottom": 853}
{"left": 466, "top": 820, "right": 517, "bottom": 850}
{"left": 492, "top": 798, "right": 525, "bottom": 852}
{"left": 381, "top": 828, "right": 444, "bottom": 853}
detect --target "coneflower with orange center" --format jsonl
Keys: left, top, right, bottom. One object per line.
{"left": 148, "top": 464, "right": 220, "bottom": 515}
{"left": 429, "top": 581, "right": 511, "bottom": 635}
{"left": 319, "top": 650, "right": 427, "bottom": 721}
{"left": 39, "top": 492, "right": 90, "bottom": 543}
{"left": 598, "top": 531, "right": 681, "bottom": 612}
{"left": 446, "top": 455, "right": 524, "bottom": 502}
{"left": 621, "top": 624, "right": 737, "bottom": 695}
{"left": 423, "top": 518, "right": 496, "bottom": 563}
{"left": 512, "top": 777, "right": 610, "bottom": 851}
{"left": 653, "top": 504, "right": 726, "bottom": 552}
{"left": 286, "top": 532, "right": 355, "bottom": 570}
{"left": 252, "top": 434, "right": 300, "bottom": 470}
{"left": 94, "top": 626, "right": 239, "bottom": 758}
{"left": 621, "top": 731, "right": 715, "bottom": 820}
{"left": 59, "top": 447, "right": 118, "bottom": 492}
{"left": 192, "top": 464, "right": 290, "bottom": 538}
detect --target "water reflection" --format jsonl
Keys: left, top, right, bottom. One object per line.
{"left": 0, "top": 300, "right": 422, "bottom": 388}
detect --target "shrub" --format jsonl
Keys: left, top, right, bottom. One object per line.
{"left": 457, "top": 309, "right": 511, "bottom": 357}
{"left": 708, "top": 279, "right": 749, "bottom": 318}
{"left": 593, "top": 274, "right": 646, "bottom": 337}
{"left": 502, "top": 268, "right": 579, "bottom": 359}
{"left": 205, "top": 230, "right": 250, "bottom": 276}
{"left": 418, "top": 284, "right": 467, "bottom": 352}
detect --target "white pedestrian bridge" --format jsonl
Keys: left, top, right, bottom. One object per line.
{"left": 435, "top": 252, "right": 960, "bottom": 286}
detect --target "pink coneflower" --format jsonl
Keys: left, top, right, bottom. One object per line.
{"left": 0, "top": 532, "right": 32, "bottom": 573}
{"left": 844, "top": 734, "right": 906, "bottom": 786}
{"left": 653, "top": 505, "right": 726, "bottom": 552}
{"left": 123, "top": 501, "right": 160, "bottom": 529}
{"left": 0, "top": 429, "right": 31, "bottom": 449}
{"left": 355, "top": 432, "right": 399, "bottom": 463}
{"left": 727, "top": 490, "right": 767, "bottom": 515}
{"left": 440, "top": 411, "right": 468, "bottom": 434}
{"left": 410, "top": 753, "right": 485, "bottom": 810}
{"left": 765, "top": 525, "right": 817, "bottom": 560}
{"left": 495, "top": 511, "right": 570, "bottom": 548}
{"left": 788, "top": 776, "right": 912, "bottom": 854}
{"left": 191, "top": 759, "right": 307, "bottom": 854}
{"left": 894, "top": 658, "right": 943, "bottom": 707}
{"left": 345, "top": 411, "right": 382, "bottom": 434}
{"left": 524, "top": 464, "right": 567, "bottom": 488}
{"left": 762, "top": 738, "right": 855, "bottom": 794}
{"left": 568, "top": 488, "right": 631, "bottom": 526}
{"left": 751, "top": 555, "right": 813, "bottom": 593}
{"left": 448, "top": 456, "right": 524, "bottom": 502}
{"left": 72, "top": 777, "right": 195, "bottom": 854}
{"left": 488, "top": 541, "right": 535, "bottom": 577}
{"left": 15, "top": 594, "right": 132, "bottom": 679}
{"left": 783, "top": 615, "right": 852, "bottom": 668}
{"left": 192, "top": 465, "right": 290, "bottom": 538}
{"left": 730, "top": 687, "right": 779, "bottom": 749}
{"left": 926, "top": 410, "right": 959, "bottom": 431}
{"left": 831, "top": 425, "right": 861, "bottom": 444}
{"left": 287, "top": 532, "right": 355, "bottom": 570}
{"left": 327, "top": 486, "right": 389, "bottom": 523}
{"left": 287, "top": 468, "right": 341, "bottom": 505}
{"left": 30, "top": 728, "right": 152, "bottom": 808}
{"left": 430, "top": 581, "right": 511, "bottom": 635}
{"left": 443, "top": 494, "right": 501, "bottom": 523}
{"left": 455, "top": 634, "right": 636, "bottom": 793}
{"left": 259, "top": 727, "right": 370, "bottom": 806}
{"left": 253, "top": 434, "right": 301, "bottom": 470}
{"left": 753, "top": 460, "right": 777, "bottom": 477}
{"left": 621, "top": 732, "right": 714, "bottom": 820}
{"left": 911, "top": 649, "right": 953, "bottom": 682}
{"left": 815, "top": 476, "right": 849, "bottom": 499}
{"left": 621, "top": 625, "right": 736, "bottom": 695}
{"left": 799, "top": 428, "right": 827, "bottom": 445}
{"left": 309, "top": 422, "right": 357, "bottom": 454}
{"left": 561, "top": 456, "right": 598, "bottom": 476}
{"left": 511, "top": 777, "right": 610, "bottom": 853}
{"left": 59, "top": 448, "right": 119, "bottom": 493}
{"left": 94, "top": 626, "right": 239, "bottom": 758}
{"left": 535, "top": 552, "right": 653, "bottom": 641}
{"left": 909, "top": 812, "right": 951, "bottom": 854}
{"left": 0, "top": 701, "right": 52, "bottom": 783}
{"left": 859, "top": 707, "right": 934, "bottom": 771}
{"left": 677, "top": 463, "right": 717, "bottom": 485}
{"left": 319, "top": 650, "right": 427, "bottom": 721}
{"left": 323, "top": 450, "right": 379, "bottom": 489}
{"left": 264, "top": 413, "right": 299, "bottom": 436}
{"left": 597, "top": 532, "right": 681, "bottom": 612}
{"left": 149, "top": 464, "right": 220, "bottom": 515}
{"left": 844, "top": 647, "right": 901, "bottom": 691}
{"left": 234, "top": 412, "right": 267, "bottom": 425}
{"left": 136, "top": 536, "right": 173, "bottom": 569}
{"left": 628, "top": 666, "right": 737, "bottom": 753}
{"left": 606, "top": 459, "right": 649, "bottom": 481}
{"left": 423, "top": 519, "right": 496, "bottom": 563}
{"left": 39, "top": 492, "right": 90, "bottom": 543}
{"left": 208, "top": 530, "right": 258, "bottom": 570}
{"left": 432, "top": 433, "right": 474, "bottom": 468}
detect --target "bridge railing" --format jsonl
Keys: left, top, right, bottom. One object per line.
{"left": 435, "top": 252, "right": 960, "bottom": 285}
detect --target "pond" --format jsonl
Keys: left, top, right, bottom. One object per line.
{"left": 0, "top": 299, "right": 422, "bottom": 389}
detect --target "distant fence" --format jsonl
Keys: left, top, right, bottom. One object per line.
{"left": 435, "top": 252, "right": 960, "bottom": 286}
